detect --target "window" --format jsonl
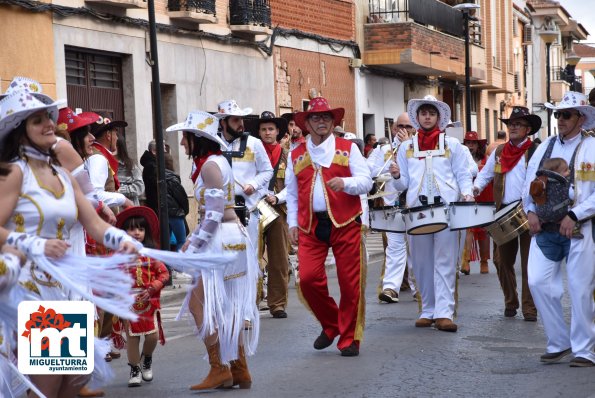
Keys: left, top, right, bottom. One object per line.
{"left": 470, "top": 90, "right": 478, "bottom": 114}
{"left": 493, "top": 110, "right": 498, "bottom": 140}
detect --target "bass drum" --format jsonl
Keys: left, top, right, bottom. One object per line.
{"left": 369, "top": 206, "right": 406, "bottom": 233}
{"left": 485, "top": 200, "right": 529, "bottom": 245}
{"left": 448, "top": 201, "right": 496, "bottom": 231}
{"left": 401, "top": 203, "right": 448, "bottom": 235}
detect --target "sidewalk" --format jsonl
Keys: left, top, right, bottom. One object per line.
{"left": 160, "top": 232, "right": 386, "bottom": 305}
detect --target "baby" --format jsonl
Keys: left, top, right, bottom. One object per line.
{"left": 539, "top": 157, "right": 583, "bottom": 239}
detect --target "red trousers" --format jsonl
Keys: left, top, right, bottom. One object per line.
{"left": 298, "top": 218, "right": 365, "bottom": 350}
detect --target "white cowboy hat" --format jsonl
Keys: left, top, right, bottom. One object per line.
{"left": 214, "top": 99, "right": 253, "bottom": 118}
{"left": 544, "top": 91, "right": 595, "bottom": 130}
{"left": 0, "top": 89, "right": 63, "bottom": 145}
{"left": 407, "top": 95, "right": 452, "bottom": 131}
{"left": 166, "top": 110, "right": 227, "bottom": 148}
{"left": 0, "top": 76, "right": 62, "bottom": 106}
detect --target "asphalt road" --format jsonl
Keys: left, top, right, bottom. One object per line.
{"left": 102, "top": 250, "right": 595, "bottom": 398}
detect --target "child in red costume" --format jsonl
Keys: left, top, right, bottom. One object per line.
{"left": 116, "top": 206, "right": 169, "bottom": 388}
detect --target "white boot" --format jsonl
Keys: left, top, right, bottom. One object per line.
{"left": 128, "top": 363, "right": 142, "bottom": 387}
{"left": 141, "top": 355, "right": 153, "bottom": 382}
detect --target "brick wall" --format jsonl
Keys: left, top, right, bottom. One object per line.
{"left": 364, "top": 22, "right": 464, "bottom": 61}
{"left": 276, "top": 47, "right": 356, "bottom": 132}
{"left": 271, "top": 0, "right": 355, "bottom": 41}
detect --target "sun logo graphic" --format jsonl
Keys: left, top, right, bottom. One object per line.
{"left": 18, "top": 301, "right": 94, "bottom": 374}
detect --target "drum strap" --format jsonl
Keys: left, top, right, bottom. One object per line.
{"left": 413, "top": 134, "right": 445, "bottom": 205}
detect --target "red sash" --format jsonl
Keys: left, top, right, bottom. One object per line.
{"left": 263, "top": 142, "right": 282, "bottom": 167}
{"left": 92, "top": 142, "right": 120, "bottom": 190}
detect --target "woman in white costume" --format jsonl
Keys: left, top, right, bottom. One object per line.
{"left": 166, "top": 110, "right": 259, "bottom": 391}
{"left": 0, "top": 88, "right": 139, "bottom": 397}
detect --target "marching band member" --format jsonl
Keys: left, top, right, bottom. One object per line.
{"left": 286, "top": 97, "right": 372, "bottom": 357}
{"left": 390, "top": 95, "right": 473, "bottom": 332}
{"left": 367, "top": 113, "right": 416, "bottom": 303}
{"left": 251, "top": 111, "right": 291, "bottom": 318}
{"left": 523, "top": 91, "right": 595, "bottom": 367}
{"left": 473, "top": 107, "right": 540, "bottom": 321}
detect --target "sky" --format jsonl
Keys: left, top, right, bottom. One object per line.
{"left": 558, "top": 0, "right": 594, "bottom": 42}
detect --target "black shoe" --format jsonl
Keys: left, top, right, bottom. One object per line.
{"left": 271, "top": 310, "right": 287, "bottom": 319}
{"left": 340, "top": 342, "right": 359, "bottom": 357}
{"left": 540, "top": 348, "right": 572, "bottom": 363}
{"left": 569, "top": 357, "right": 595, "bottom": 367}
{"left": 504, "top": 308, "right": 517, "bottom": 317}
{"left": 313, "top": 331, "right": 334, "bottom": 350}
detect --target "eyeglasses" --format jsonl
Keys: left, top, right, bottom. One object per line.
{"left": 553, "top": 111, "right": 581, "bottom": 120}
{"left": 308, "top": 114, "right": 333, "bottom": 122}
{"left": 508, "top": 122, "right": 529, "bottom": 129}
{"left": 397, "top": 124, "right": 414, "bottom": 129}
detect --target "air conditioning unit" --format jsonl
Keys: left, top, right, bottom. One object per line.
{"left": 349, "top": 58, "right": 362, "bottom": 68}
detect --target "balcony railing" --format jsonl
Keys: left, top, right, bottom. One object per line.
{"left": 168, "top": 0, "right": 216, "bottom": 14}
{"left": 368, "top": 0, "right": 481, "bottom": 45}
{"left": 229, "top": 0, "right": 271, "bottom": 27}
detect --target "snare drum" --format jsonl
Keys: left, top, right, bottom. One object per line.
{"left": 484, "top": 200, "right": 529, "bottom": 245}
{"left": 401, "top": 203, "right": 449, "bottom": 235}
{"left": 448, "top": 202, "right": 496, "bottom": 231}
{"left": 369, "top": 206, "right": 406, "bottom": 233}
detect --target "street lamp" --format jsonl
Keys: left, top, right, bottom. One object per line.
{"left": 539, "top": 28, "right": 558, "bottom": 136}
{"left": 454, "top": 3, "right": 481, "bottom": 133}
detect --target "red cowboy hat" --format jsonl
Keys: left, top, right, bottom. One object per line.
{"left": 115, "top": 206, "right": 160, "bottom": 249}
{"left": 463, "top": 131, "right": 487, "bottom": 145}
{"left": 57, "top": 107, "right": 100, "bottom": 133}
{"left": 294, "top": 97, "right": 345, "bottom": 133}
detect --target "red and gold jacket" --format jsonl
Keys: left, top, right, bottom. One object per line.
{"left": 292, "top": 138, "right": 362, "bottom": 233}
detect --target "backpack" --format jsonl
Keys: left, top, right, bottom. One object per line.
{"left": 533, "top": 169, "right": 571, "bottom": 223}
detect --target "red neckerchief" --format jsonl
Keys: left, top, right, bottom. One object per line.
{"left": 499, "top": 140, "right": 532, "bottom": 173}
{"left": 291, "top": 136, "right": 306, "bottom": 146}
{"left": 92, "top": 142, "right": 120, "bottom": 190}
{"left": 263, "top": 142, "right": 282, "bottom": 167}
{"left": 191, "top": 150, "right": 222, "bottom": 183}
{"left": 417, "top": 126, "right": 442, "bottom": 151}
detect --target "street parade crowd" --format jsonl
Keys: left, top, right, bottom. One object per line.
{"left": 0, "top": 75, "right": 594, "bottom": 398}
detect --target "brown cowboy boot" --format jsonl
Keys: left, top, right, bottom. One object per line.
{"left": 479, "top": 242, "right": 489, "bottom": 274}
{"left": 229, "top": 345, "right": 252, "bottom": 389}
{"left": 189, "top": 342, "right": 233, "bottom": 390}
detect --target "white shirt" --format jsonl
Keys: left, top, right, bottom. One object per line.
{"left": 86, "top": 154, "right": 127, "bottom": 207}
{"left": 523, "top": 133, "right": 583, "bottom": 214}
{"left": 474, "top": 139, "right": 529, "bottom": 205}
{"left": 392, "top": 135, "right": 473, "bottom": 207}
{"left": 285, "top": 134, "right": 373, "bottom": 228}
{"left": 223, "top": 135, "right": 274, "bottom": 210}
{"left": 367, "top": 142, "right": 398, "bottom": 205}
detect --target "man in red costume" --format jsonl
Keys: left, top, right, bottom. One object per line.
{"left": 285, "top": 98, "right": 372, "bottom": 357}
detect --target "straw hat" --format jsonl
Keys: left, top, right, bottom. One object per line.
{"left": 214, "top": 99, "right": 253, "bottom": 118}
{"left": 166, "top": 110, "right": 226, "bottom": 147}
{"left": 407, "top": 95, "right": 451, "bottom": 131}
{"left": 544, "top": 91, "right": 595, "bottom": 130}
{"left": 116, "top": 206, "right": 160, "bottom": 249}
{"left": 0, "top": 89, "right": 63, "bottom": 146}
{"left": 294, "top": 97, "right": 345, "bottom": 132}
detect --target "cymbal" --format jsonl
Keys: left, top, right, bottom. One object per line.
{"left": 367, "top": 191, "right": 398, "bottom": 200}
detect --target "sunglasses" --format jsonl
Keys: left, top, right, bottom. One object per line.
{"left": 397, "top": 124, "right": 414, "bottom": 129}
{"left": 308, "top": 114, "right": 333, "bottom": 122}
{"left": 553, "top": 111, "right": 581, "bottom": 120}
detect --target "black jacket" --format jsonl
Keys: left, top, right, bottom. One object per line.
{"left": 165, "top": 169, "right": 189, "bottom": 217}
{"left": 140, "top": 150, "right": 158, "bottom": 214}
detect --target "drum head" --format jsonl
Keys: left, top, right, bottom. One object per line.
{"left": 494, "top": 200, "right": 521, "bottom": 221}
{"left": 407, "top": 223, "right": 448, "bottom": 235}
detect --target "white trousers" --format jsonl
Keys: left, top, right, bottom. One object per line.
{"left": 382, "top": 232, "right": 408, "bottom": 292}
{"left": 408, "top": 229, "right": 458, "bottom": 319}
{"left": 527, "top": 220, "right": 595, "bottom": 361}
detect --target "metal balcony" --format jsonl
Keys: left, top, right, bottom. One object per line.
{"left": 85, "top": 0, "right": 147, "bottom": 8}
{"left": 229, "top": 0, "right": 272, "bottom": 37}
{"left": 168, "top": 0, "right": 217, "bottom": 23}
